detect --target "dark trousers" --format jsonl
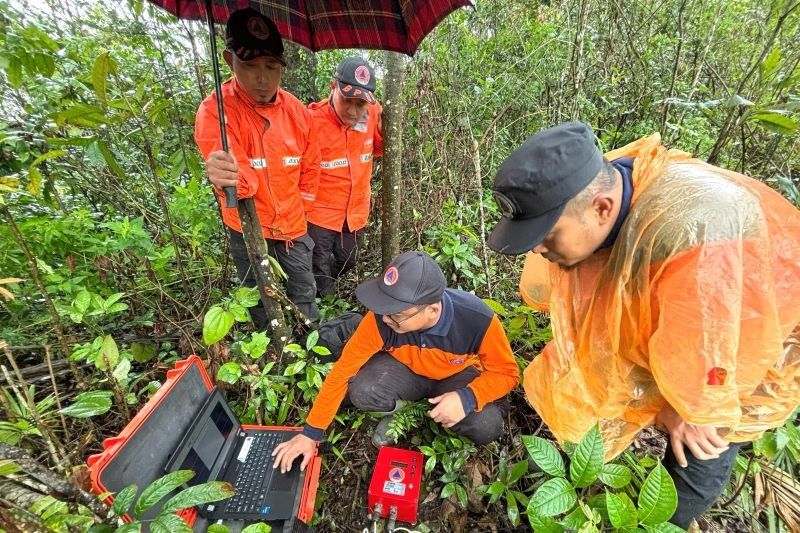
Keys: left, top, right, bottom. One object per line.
{"left": 346, "top": 352, "right": 507, "bottom": 445}
{"left": 228, "top": 229, "right": 319, "bottom": 327}
{"left": 307, "top": 222, "right": 363, "bottom": 296}
{"left": 665, "top": 442, "right": 742, "bottom": 528}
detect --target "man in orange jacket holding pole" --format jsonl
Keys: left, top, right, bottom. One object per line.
{"left": 198, "top": 8, "right": 321, "bottom": 325}
{"left": 306, "top": 57, "right": 384, "bottom": 296}
{"left": 489, "top": 121, "right": 800, "bottom": 527}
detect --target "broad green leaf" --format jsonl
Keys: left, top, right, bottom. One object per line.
{"left": 569, "top": 425, "right": 604, "bottom": 488}
{"left": 29, "top": 149, "right": 68, "bottom": 168}
{"left": 228, "top": 302, "right": 250, "bottom": 323}
{"left": 311, "top": 345, "right": 331, "bottom": 356}
{"left": 599, "top": 463, "right": 633, "bottom": 488}
{"left": 60, "top": 390, "right": 113, "bottom": 418}
{"left": 235, "top": 286, "right": 261, "bottom": 307}
{"left": 95, "top": 139, "right": 126, "bottom": 178}
{"left": 528, "top": 477, "right": 576, "bottom": 517}
{"left": 561, "top": 505, "right": 589, "bottom": 529}
{"left": 111, "top": 484, "right": 138, "bottom": 517}
{"left": 131, "top": 342, "right": 156, "bottom": 363}
{"left": 207, "top": 525, "right": 230, "bottom": 533}
{"left": 483, "top": 298, "right": 507, "bottom": 316}
{"left": 507, "top": 490, "right": 520, "bottom": 526}
{"left": 440, "top": 482, "right": 456, "bottom": 499}
{"left": 753, "top": 112, "right": 798, "bottom": 135}
{"left": 305, "top": 330, "right": 320, "bottom": 350}
{"left": 203, "top": 306, "right": 234, "bottom": 345}
{"left": 523, "top": 435, "right": 566, "bottom": 477}
{"left": 606, "top": 491, "right": 638, "bottom": 528}
{"left": 242, "top": 331, "right": 269, "bottom": 359}
{"left": 507, "top": 459, "right": 529, "bottom": 484}
{"left": 92, "top": 52, "right": 112, "bottom": 104}
{"left": 150, "top": 512, "right": 191, "bottom": 533}
{"left": 54, "top": 103, "right": 108, "bottom": 128}
{"left": 114, "top": 522, "right": 142, "bottom": 533}
{"left": 134, "top": 470, "right": 195, "bottom": 515}
{"left": 241, "top": 523, "right": 272, "bottom": 533}
{"left": 160, "top": 481, "right": 235, "bottom": 514}
{"left": 761, "top": 47, "right": 781, "bottom": 79}
{"left": 0, "top": 459, "right": 21, "bottom": 476}
{"left": 527, "top": 510, "right": 564, "bottom": 532}
{"left": 637, "top": 461, "right": 677, "bottom": 526}
{"left": 217, "top": 362, "right": 242, "bottom": 385}
{"left": 486, "top": 480, "right": 505, "bottom": 503}
{"left": 112, "top": 358, "right": 131, "bottom": 381}
{"left": 98, "top": 335, "right": 119, "bottom": 370}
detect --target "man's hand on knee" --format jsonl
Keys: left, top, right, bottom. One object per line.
{"left": 656, "top": 403, "right": 729, "bottom": 468}
{"left": 428, "top": 391, "right": 466, "bottom": 428}
{"left": 206, "top": 150, "right": 239, "bottom": 189}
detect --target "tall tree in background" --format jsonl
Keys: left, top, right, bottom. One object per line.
{"left": 380, "top": 51, "right": 404, "bottom": 268}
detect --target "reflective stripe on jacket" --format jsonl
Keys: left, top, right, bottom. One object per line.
{"left": 305, "top": 99, "right": 383, "bottom": 232}
{"left": 195, "top": 79, "right": 320, "bottom": 240}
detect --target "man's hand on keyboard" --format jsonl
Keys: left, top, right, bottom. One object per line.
{"left": 272, "top": 434, "right": 316, "bottom": 474}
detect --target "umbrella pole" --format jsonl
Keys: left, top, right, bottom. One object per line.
{"left": 200, "top": 0, "right": 300, "bottom": 358}
{"left": 204, "top": 0, "right": 237, "bottom": 208}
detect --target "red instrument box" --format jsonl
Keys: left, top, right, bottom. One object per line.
{"left": 367, "top": 446, "right": 423, "bottom": 524}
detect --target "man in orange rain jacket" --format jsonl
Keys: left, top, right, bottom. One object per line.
{"left": 198, "top": 8, "right": 321, "bottom": 325}
{"left": 270, "top": 251, "right": 520, "bottom": 473}
{"left": 306, "top": 57, "right": 383, "bottom": 296}
{"left": 489, "top": 121, "right": 800, "bottom": 528}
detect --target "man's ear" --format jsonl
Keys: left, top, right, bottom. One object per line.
{"left": 223, "top": 50, "right": 234, "bottom": 69}
{"left": 329, "top": 79, "right": 337, "bottom": 92}
{"left": 591, "top": 193, "right": 616, "bottom": 225}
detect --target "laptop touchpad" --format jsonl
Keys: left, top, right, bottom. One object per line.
{"left": 271, "top": 461, "right": 298, "bottom": 491}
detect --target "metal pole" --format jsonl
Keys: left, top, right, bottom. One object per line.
{"left": 204, "top": 0, "right": 237, "bottom": 208}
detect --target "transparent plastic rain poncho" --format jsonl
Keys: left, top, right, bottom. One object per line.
{"left": 520, "top": 134, "right": 800, "bottom": 459}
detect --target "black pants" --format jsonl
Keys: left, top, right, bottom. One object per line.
{"left": 228, "top": 229, "right": 319, "bottom": 327}
{"left": 307, "top": 222, "right": 363, "bottom": 296}
{"left": 346, "top": 352, "right": 507, "bottom": 445}
{"left": 665, "top": 441, "right": 742, "bottom": 528}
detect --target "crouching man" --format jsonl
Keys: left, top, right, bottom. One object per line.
{"left": 272, "top": 251, "right": 520, "bottom": 473}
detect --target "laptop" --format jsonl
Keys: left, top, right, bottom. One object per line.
{"left": 164, "top": 387, "right": 304, "bottom": 522}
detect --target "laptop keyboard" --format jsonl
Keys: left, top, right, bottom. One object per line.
{"left": 225, "top": 431, "right": 286, "bottom": 514}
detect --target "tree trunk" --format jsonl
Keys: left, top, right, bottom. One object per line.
{"left": 281, "top": 42, "right": 318, "bottom": 104}
{"left": 381, "top": 52, "right": 405, "bottom": 269}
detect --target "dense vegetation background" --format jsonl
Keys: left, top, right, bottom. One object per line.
{"left": 1, "top": 0, "right": 799, "bottom": 531}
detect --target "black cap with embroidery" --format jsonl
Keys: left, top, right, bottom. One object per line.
{"left": 355, "top": 251, "right": 446, "bottom": 315}
{"left": 225, "top": 8, "right": 286, "bottom": 64}
{"left": 334, "top": 57, "right": 376, "bottom": 104}
{"left": 489, "top": 121, "right": 604, "bottom": 255}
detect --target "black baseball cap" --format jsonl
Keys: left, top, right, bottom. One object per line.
{"left": 334, "top": 57, "right": 376, "bottom": 104}
{"left": 355, "top": 251, "right": 446, "bottom": 315}
{"left": 488, "top": 121, "right": 603, "bottom": 255}
{"left": 225, "top": 8, "right": 286, "bottom": 65}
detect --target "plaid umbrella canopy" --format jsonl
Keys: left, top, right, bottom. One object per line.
{"left": 147, "top": 0, "right": 470, "bottom": 206}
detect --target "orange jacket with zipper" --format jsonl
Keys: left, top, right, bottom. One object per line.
{"left": 305, "top": 98, "right": 383, "bottom": 232}
{"left": 195, "top": 78, "right": 320, "bottom": 240}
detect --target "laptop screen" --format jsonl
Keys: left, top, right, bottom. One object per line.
{"left": 175, "top": 395, "right": 236, "bottom": 486}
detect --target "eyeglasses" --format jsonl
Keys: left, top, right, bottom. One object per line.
{"left": 385, "top": 306, "right": 427, "bottom": 327}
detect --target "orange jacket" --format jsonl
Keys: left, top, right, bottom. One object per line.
{"left": 305, "top": 289, "right": 520, "bottom": 432}
{"left": 520, "top": 134, "right": 800, "bottom": 459}
{"left": 305, "top": 99, "right": 383, "bottom": 232}
{"left": 195, "top": 79, "right": 320, "bottom": 240}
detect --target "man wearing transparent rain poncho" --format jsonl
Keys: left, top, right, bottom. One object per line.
{"left": 488, "top": 121, "right": 800, "bottom": 528}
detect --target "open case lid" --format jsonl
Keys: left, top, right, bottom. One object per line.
{"left": 87, "top": 355, "right": 213, "bottom": 523}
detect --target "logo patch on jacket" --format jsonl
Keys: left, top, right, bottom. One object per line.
{"left": 321, "top": 158, "right": 349, "bottom": 169}
{"left": 282, "top": 156, "right": 300, "bottom": 166}
{"left": 360, "top": 153, "right": 373, "bottom": 163}
{"left": 250, "top": 158, "right": 267, "bottom": 169}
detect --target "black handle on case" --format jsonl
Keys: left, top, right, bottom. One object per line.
{"left": 223, "top": 186, "right": 237, "bottom": 208}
